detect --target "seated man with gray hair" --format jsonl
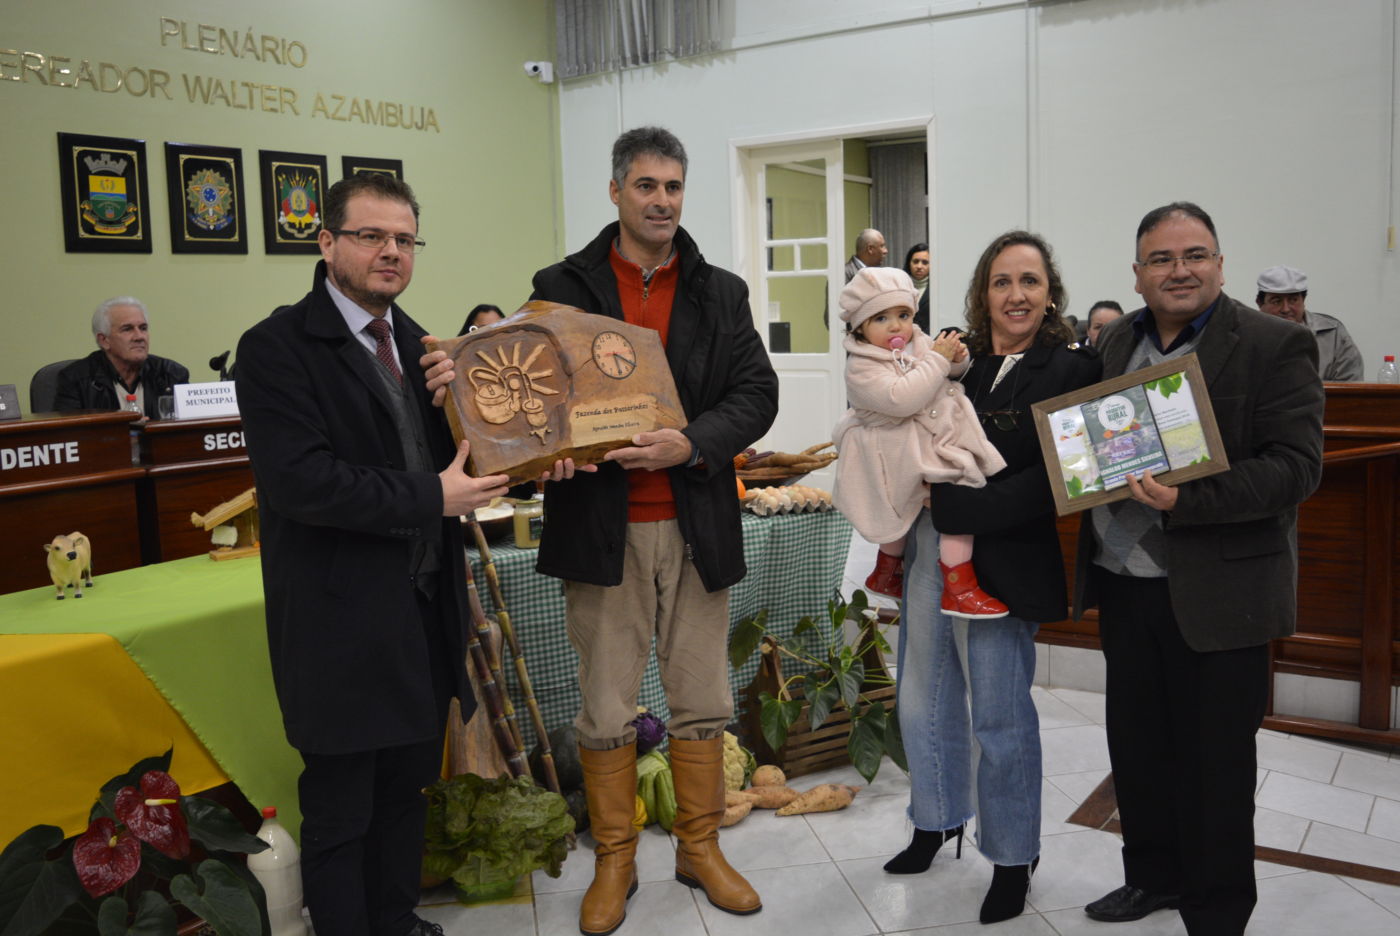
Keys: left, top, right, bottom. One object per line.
{"left": 1256, "top": 265, "right": 1363, "bottom": 382}
{"left": 54, "top": 296, "right": 190, "bottom": 418}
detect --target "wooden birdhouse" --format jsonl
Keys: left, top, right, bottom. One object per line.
{"left": 430, "top": 301, "right": 688, "bottom": 483}
{"left": 190, "top": 487, "right": 259, "bottom": 560}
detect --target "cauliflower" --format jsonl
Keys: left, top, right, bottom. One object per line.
{"left": 722, "top": 731, "right": 756, "bottom": 791}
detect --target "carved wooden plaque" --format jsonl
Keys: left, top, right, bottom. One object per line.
{"left": 431, "top": 301, "right": 688, "bottom": 483}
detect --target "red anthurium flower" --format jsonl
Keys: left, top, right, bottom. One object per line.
{"left": 72, "top": 817, "right": 141, "bottom": 897}
{"left": 114, "top": 770, "right": 190, "bottom": 859}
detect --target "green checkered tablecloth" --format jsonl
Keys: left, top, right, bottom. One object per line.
{"left": 466, "top": 509, "right": 853, "bottom": 752}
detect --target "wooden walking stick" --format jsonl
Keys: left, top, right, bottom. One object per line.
{"left": 468, "top": 517, "right": 562, "bottom": 794}
{"left": 461, "top": 553, "right": 529, "bottom": 779}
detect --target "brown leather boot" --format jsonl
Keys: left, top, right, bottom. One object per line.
{"left": 668, "top": 736, "right": 762, "bottom": 915}
{"left": 578, "top": 743, "right": 639, "bottom": 936}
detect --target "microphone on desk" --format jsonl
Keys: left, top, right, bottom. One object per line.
{"left": 209, "top": 351, "right": 233, "bottom": 382}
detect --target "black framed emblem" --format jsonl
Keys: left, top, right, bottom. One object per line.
{"left": 341, "top": 155, "right": 404, "bottom": 180}
{"left": 57, "top": 132, "right": 152, "bottom": 253}
{"left": 165, "top": 142, "right": 247, "bottom": 254}
{"left": 258, "top": 149, "right": 328, "bottom": 254}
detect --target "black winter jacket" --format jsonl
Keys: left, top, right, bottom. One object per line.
{"left": 53, "top": 350, "right": 190, "bottom": 419}
{"left": 529, "top": 223, "right": 779, "bottom": 591}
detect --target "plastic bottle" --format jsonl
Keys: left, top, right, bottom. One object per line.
{"left": 125, "top": 394, "right": 143, "bottom": 465}
{"left": 248, "top": 807, "right": 307, "bottom": 936}
{"left": 1378, "top": 355, "right": 1399, "bottom": 384}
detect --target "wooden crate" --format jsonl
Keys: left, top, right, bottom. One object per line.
{"left": 740, "top": 630, "right": 896, "bottom": 779}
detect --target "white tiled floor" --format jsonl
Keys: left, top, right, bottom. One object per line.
{"left": 413, "top": 685, "right": 1400, "bottom": 934}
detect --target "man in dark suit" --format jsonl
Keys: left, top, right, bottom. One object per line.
{"left": 236, "top": 173, "right": 509, "bottom": 936}
{"left": 844, "top": 228, "right": 887, "bottom": 282}
{"left": 1074, "top": 202, "right": 1324, "bottom": 935}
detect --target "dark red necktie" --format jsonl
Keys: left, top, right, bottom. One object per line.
{"left": 366, "top": 318, "right": 402, "bottom": 385}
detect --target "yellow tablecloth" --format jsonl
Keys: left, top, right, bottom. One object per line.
{"left": 0, "top": 633, "right": 229, "bottom": 842}
{"left": 0, "top": 555, "right": 302, "bottom": 845}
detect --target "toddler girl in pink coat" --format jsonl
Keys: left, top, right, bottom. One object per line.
{"left": 832, "top": 267, "right": 1008, "bottom": 618}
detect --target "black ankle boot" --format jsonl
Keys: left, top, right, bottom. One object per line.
{"left": 882, "top": 824, "right": 964, "bottom": 874}
{"left": 979, "top": 856, "right": 1038, "bottom": 924}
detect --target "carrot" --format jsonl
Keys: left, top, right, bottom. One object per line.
{"left": 775, "top": 783, "right": 861, "bottom": 816}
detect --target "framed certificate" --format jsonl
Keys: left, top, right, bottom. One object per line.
{"left": 1031, "top": 353, "right": 1228, "bottom": 516}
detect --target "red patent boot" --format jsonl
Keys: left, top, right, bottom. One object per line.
{"left": 864, "top": 551, "right": 904, "bottom": 598}
{"left": 939, "top": 561, "right": 1009, "bottom": 619}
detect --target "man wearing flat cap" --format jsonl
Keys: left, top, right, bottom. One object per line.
{"left": 1256, "top": 264, "right": 1364, "bottom": 382}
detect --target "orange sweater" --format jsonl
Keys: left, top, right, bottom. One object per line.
{"left": 609, "top": 243, "right": 680, "bottom": 523}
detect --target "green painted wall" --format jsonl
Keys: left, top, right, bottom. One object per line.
{"left": 2, "top": 0, "right": 559, "bottom": 411}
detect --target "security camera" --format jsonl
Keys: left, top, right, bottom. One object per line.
{"left": 523, "top": 60, "right": 555, "bottom": 84}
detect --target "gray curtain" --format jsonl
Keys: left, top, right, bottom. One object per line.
{"left": 869, "top": 142, "right": 929, "bottom": 274}
{"left": 557, "top": 0, "right": 722, "bottom": 79}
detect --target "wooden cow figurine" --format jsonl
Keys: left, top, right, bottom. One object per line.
{"left": 44, "top": 532, "right": 93, "bottom": 599}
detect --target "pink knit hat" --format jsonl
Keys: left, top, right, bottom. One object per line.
{"left": 839, "top": 267, "right": 918, "bottom": 331}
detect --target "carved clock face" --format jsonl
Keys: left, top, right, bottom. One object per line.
{"left": 591, "top": 331, "right": 638, "bottom": 379}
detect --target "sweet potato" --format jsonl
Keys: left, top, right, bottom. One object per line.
{"left": 751, "top": 765, "right": 787, "bottom": 787}
{"left": 747, "top": 785, "right": 801, "bottom": 809}
{"left": 775, "top": 783, "right": 861, "bottom": 816}
{"left": 726, "top": 790, "right": 760, "bottom": 806}
{"left": 720, "top": 801, "right": 753, "bottom": 827}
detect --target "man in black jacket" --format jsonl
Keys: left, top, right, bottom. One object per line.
{"left": 54, "top": 297, "right": 189, "bottom": 418}
{"left": 429, "top": 127, "right": 778, "bottom": 935}
{"left": 236, "top": 173, "right": 508, "bottom": 936}
{"left": 539, "top": 126, "right": 777, "bottom": 936}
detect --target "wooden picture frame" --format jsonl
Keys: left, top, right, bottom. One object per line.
{"left": 341, "top": 155, "right": 403, "bottom": 180}
{"left": 258, "top": 149, "right": 327, "bottom": 254}
{"left": 1031, "top": 353, "right": 1229, "bottom": 516}
{"left": 165, "top": 142, "right": 247, "bottom": 254}
{"left": 57, "top": 132, "right": 152, "bottom": 253}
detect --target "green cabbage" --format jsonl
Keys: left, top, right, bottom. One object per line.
{"left": 635, "top": 750, "right": 674, "bottom": 831}
{"left": 422, "top": 774, "right": 575, "bottom": 890}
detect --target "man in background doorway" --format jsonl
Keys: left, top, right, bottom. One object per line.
{"left": 844, "top": 227, "right": 887, "bottom": 282}
{"left": 1255, "top": 264, "right": 1363, "bottom": 381}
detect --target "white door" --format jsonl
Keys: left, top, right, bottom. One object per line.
{"left": 736, "top": 138, "right": 846, "bottom": 484}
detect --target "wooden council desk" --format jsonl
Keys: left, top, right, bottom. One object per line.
{"left": 137, "top": 415, "right": 255, "bottom": 564}
{"left": 0, "top": 411, "right": 144, "bottom": 594}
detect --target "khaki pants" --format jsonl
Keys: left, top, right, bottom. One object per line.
{"left": 565, "top": 519, "right": 732, "bottom": 749}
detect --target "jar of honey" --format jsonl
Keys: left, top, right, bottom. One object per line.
{"left": 513, "top": 494, "right": 544, "bottom": 548}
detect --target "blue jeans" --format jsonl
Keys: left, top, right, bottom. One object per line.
{"left": 896, "top": 510, "right": 1042, "bottom": 866}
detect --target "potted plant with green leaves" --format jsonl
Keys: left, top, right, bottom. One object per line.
{"left": 0, "top": 750, "right": 270, "bottom": 936}
{"left": 420, "top": 773, "right": 574, "bottom": 903}
{"left": 729, "top": 590, "right": 907, "bottom": 783}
